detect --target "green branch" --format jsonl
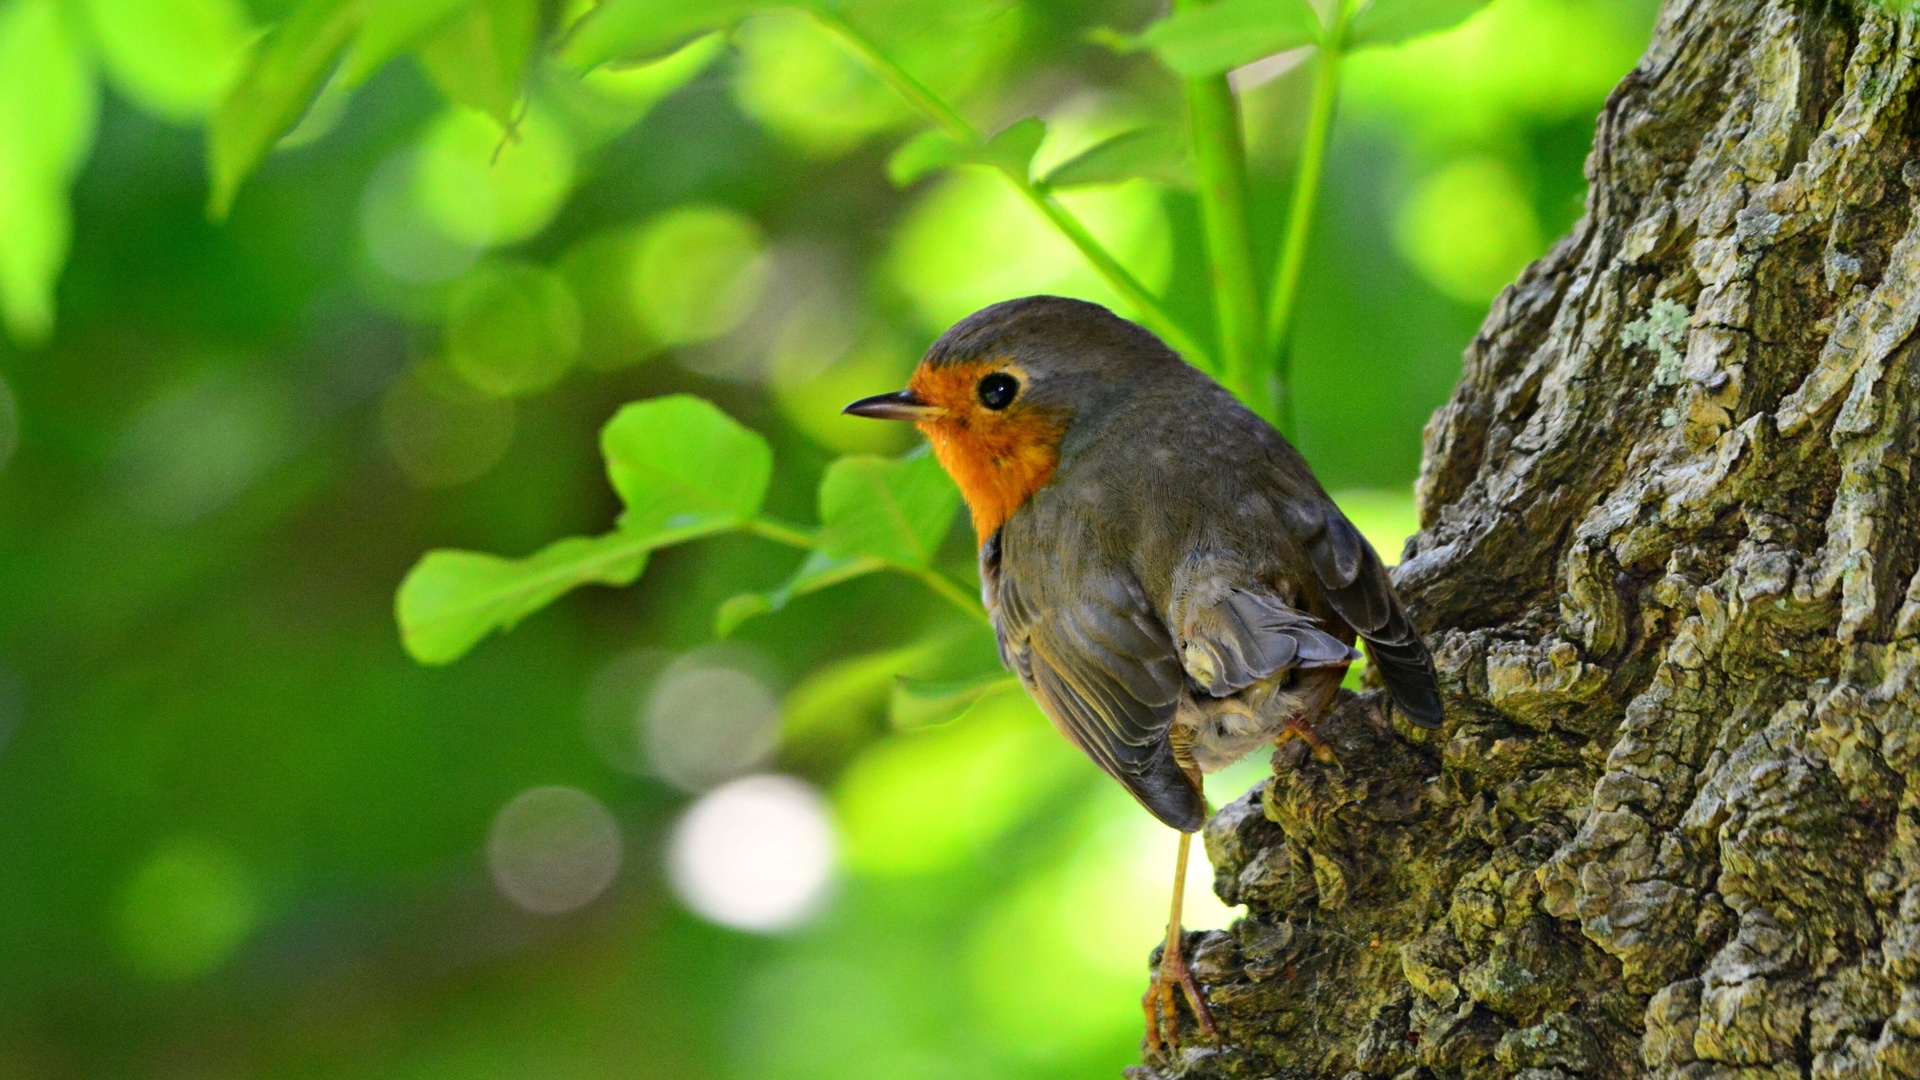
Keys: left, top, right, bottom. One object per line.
{"left": 1176, "top": 4, "right": 1265, "bottom": 417}
{"left": 1265, "top": 3, "right": 1353, "bottom": 437}
{"left": 1009, "top": 186, "right": 1214, "bottom": 368}
{"left": 810, "top": 8, "right": 1215, "bottom": 371}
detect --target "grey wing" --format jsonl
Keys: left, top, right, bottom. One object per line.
{"left": 987, "top": 544, "right": 1206, "bottom": 832}
{"left": 1287, "top": 499, "right": 1445, "bottom": 727}
{"left": 1180, "top": 586, "right": 1361, "bottom": 698}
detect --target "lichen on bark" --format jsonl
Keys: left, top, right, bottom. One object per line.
{"left": 1134, "top": 2, "right": 1920, "bottom": 1076}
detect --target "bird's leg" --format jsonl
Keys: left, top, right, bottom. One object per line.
{"left": 1272, "top": 715, "right": 1338, "bottom": 762}
{"left": 1144, "top": 812, "right": 1217, "bottom": 1051}
{"left": 1271, "top": 666, "right": 1348, "bottom": 764}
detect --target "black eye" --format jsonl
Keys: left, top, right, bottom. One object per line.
{"left": 977, "top": 372, "right": 1019, "bottom": 410}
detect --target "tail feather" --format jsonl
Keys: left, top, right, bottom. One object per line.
{"left": 1291, "top": 498, "right": 1446, "bottom": 729}
{"left": 1362, "top": 632, "right": 1444, "bottom": 729}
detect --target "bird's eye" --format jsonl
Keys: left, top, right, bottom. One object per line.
{"left": 977, "top": 372, "right": 1019, "bottom": 410}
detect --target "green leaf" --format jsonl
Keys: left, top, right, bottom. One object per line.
{"left": 339, "top": 0, "right": 474, "bottom": 87}
{"left": 886, "top": 128, "right": 965, "bottom": 186}
{"left": 572, "top": 30, "right": 725, "bottom": 127}
{"left": 397, "top": 534, "right": 649, "bottom": 665}
{"left": 1039, "top": 124, "right": 1190, "bottom": 189}
{"left": 0, "top": 0, "right": 96, "bottom": 344}
{"left": 715, "top": 549, "right": 885, "bottom": 637}
{"left": 885, "top": 116, "right": 1045, "bottom": 187}
{"left": 206, "top": 0, "right": 358, "bottom": 218}
{"left": 1128, "top": 0, "right": 1321, "bottom": 77}
{"left": 396, "top": 394, "right": 772, "bottom": 664}
{"left": 781, "top": 638, "right": 953, "bottom": 749}
{"left": 602, "top": 394, "right": 773, "bottom": 538}
{"left": 817, "top": 450, "right": 960, "bottom": 568}
{"left": 413, "top": 0, "right": 540, "bottom": 126}
{"left": 558, "top": 0, "right": 758, "bottom": 71}
{"left": 714, "top": 446, "right": 967, "bottom": 637}
{"left": 889, "top": 671, "right": 1018, "bottom": 730}
{"left": 83, "top": 0, "right": 254, "bottom": 122}
{"left": 1348, "top": 0, "right": 1493, "bottom": 48}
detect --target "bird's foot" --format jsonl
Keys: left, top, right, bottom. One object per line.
{"left": 1273, "top": 714, "right": 1338, "bottom": 764}
{"left": 1143, "top": 937, "right": 1216, "bottom": 1054}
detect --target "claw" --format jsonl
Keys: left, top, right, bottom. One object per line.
{"left": 1274, "top": 713, "right": 1338, "bottom": 764}
{"left": 1144, "top": 935, "right": 1217, "bottom": 1053}
{"left": 1144, "top": 814, "right": 1218, "bottom": 1055}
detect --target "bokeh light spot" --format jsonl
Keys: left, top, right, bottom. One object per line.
{"left": 559, "top": 227, "right": 656, "bottom": 371}
{"left": 1347, "top": 0, "right": 1654, "bottom": 143}
{"left": 416, "top": 106, "right": 576, "bottom": 249}
{"left": 888, "top": 171, "right": 1171, "bottom": 331}
{"left": 359, "top": 149, "right": 479, "bottom": 286}
{"left": 1394, "top": 157, "right": 1541, "bottom": 304}
{"left": 115, "top": 837, "right": 258, "bottom": 980}
{"left": 769, "top": 311, "right": 916, "bottom": 454}
{"left": 580, "top": 647, "right": 671, "bottom": 777}
{"left": 445, "top": 261, "right": 582, "bottom": 398}
{"left": 380, "top": 359, "right": 515, "bottom": 488}
{"left": 668, "top": 774, "right": 836, "bottom": 933}
{"left": 487, "top": 786, "right": 623, "bottom": 915}
{"left": 113, "top": 373, "right": 295, "bottom": 524}
{"left": 731, "top": 12, "right": 908, "bottom": 157}
{"left": 629, "top": 205, "right": 770, "bottom": 347}
{"left": 644, "top": 648, "right": 780, "bottom": 792}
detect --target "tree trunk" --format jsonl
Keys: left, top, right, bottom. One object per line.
{"left": 1138, "top": 2, "right": 1920, "bottom": 1076}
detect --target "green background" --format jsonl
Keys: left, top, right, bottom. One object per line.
{"left": 0, "top": 1, "right": 1654, "bottom": 1076}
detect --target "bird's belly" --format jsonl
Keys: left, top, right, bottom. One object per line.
{"left": 1175, "top": 681, "right": 1318, "bottom": 774}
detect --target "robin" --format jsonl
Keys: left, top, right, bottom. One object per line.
{"left": 844, "top": 295, "right": 1442, "bottom": 1050}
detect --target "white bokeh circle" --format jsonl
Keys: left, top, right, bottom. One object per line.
{"left": 667, "top": 774, "right": 836, "bottom": 933}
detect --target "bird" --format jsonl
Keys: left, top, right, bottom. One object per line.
{"left": 843, "top": 295, "right": 1442, "bottom": 1051}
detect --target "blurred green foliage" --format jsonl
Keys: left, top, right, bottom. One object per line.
{"left": 0, "top": 0, "right": 1653, "bottom": 1077}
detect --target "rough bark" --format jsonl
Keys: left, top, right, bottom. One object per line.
{"left": 1135, "top": 2, "right": 1920, "bottom": 1077}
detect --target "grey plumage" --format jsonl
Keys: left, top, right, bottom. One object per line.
{"left": 951, "top": 297, "right": 1444, "bottom": 833}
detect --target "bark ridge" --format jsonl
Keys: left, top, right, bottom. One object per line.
{"left": 1136, "top": 2, "right": 1920, "bottom": 1076}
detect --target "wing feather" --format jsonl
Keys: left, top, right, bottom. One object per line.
{"left": 1181, "top": 587, "right": 1362, "bottom": 697}
{"left": 986, "top": 538, "right": 1204, "bottom": 831}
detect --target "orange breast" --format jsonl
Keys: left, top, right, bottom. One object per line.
{"left": 909, "top": 361, "right": 1065, "bottom": 544}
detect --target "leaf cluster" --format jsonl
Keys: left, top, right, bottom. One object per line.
{"left": 374, "top": 0, "right": 1497, "bottom": 705}
{"left": 27, "top": 0, "right": 1503, "bottom": 716}
{"left": 396, "top": 394, "right": 1003, "bottom": 726}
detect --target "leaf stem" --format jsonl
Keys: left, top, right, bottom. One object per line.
{"left": 1265, "top": 5, "right": 1352, "bottom": 438}
{"left": 748, "top": 511, "right": 985, "bottom": 624}
{"left": 808, "top": 8, "right": 972, "bottom": 140}
{"left": 901, "top": 564, "right": 991, "bottom": 625}
{"left": 1176, "top": 2, "right": 1265, "bottom": 416}
{"left": 809, "top": 8, "right": 1215, "bottom": 372}
{"left": 743, "top": 516, "right": 819, "bottom": 549}
{"left": 1009, "top": 185, "right": 1215, "bottom": 368}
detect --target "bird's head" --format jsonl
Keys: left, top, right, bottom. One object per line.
{"left": 844, "top": 296, "right": 1184, "bottom": 544}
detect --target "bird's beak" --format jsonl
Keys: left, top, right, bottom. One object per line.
{"left": 843, "top": 389, "right": 940, "bottom": 422}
